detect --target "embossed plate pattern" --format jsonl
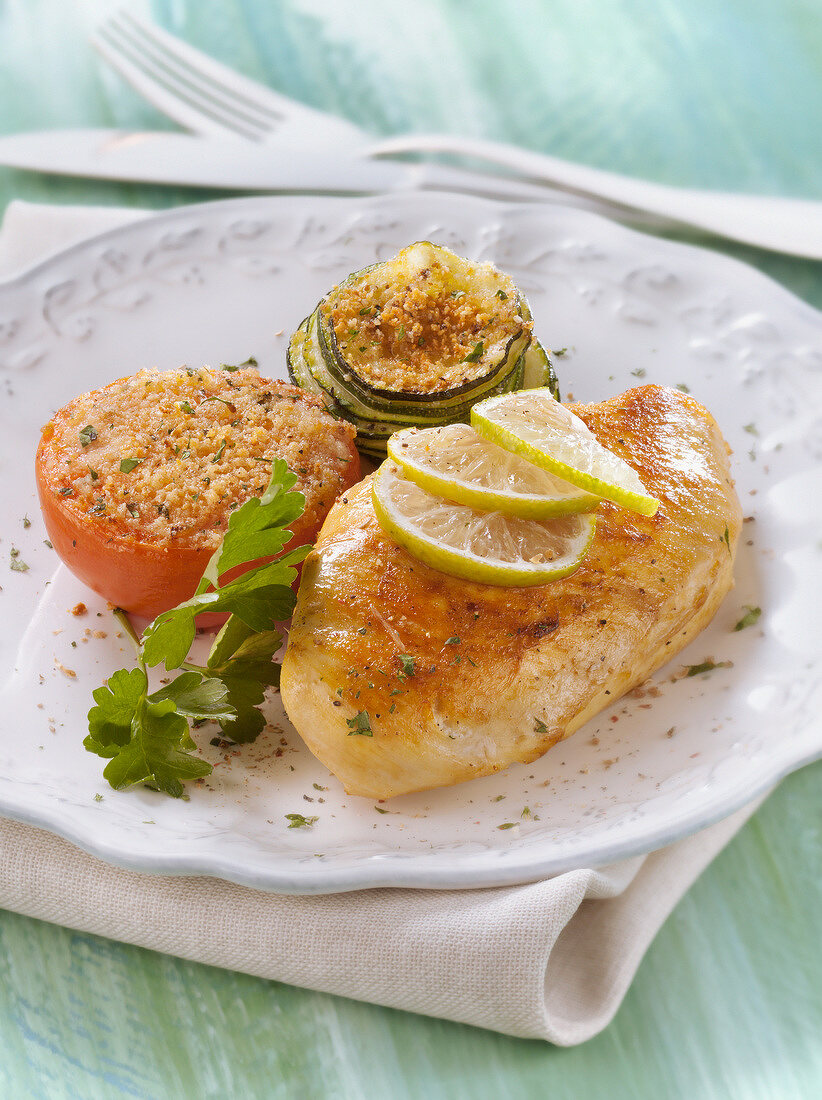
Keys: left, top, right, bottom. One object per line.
{"left": 1, "top": 194, "right": 820, "bottom": 893}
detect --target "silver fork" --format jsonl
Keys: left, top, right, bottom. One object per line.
{"left": 91, "top": 10, "right": 822, "bottom": 258}
{"left": 90, "top": 9, "right": 648, "bottom": 214}
{"left": 92, "top": 9, "right": 364, "bottom": 146}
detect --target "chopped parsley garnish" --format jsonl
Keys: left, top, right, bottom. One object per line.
{"left": 220, "top": 356, "right": 258, "bottom": 372}
{"left": 84, "top": 460, "right": 310, "bottom": 798}
{"left": 397, "top": 654, "right": 416, "bottom": 677}
{"left": 497, "top": 822, "right": 517, "bottom": 830}
{"left": 119, "top": 458, "right": 142, "bottom": 474}
{"left": 346, "top": 711, "right": 373, "bottom": 736}
{"left": 201, "top": 396, "right": 236, "bottom": 412}
{"left": 534, "top": 718, "right": 548, "bottom": 733}
{"left": 461, "top": 341, "right": 484, "bottom": 363}
{"left": 10, "top": 547, "right": 29, "bottom": 572}
{"left": 79, "top": 425, "right": 97, "bottom": 447}
{"left": 444, "top": 635, "right": 461, "bottom": 646}
{"left": 685, "top": 659, "right": 734, "bottom": 677}
{"left": 180, "top": 400, "right": 196, "bottom": 415}
{"left": 630, "top": 368, "right": 647, "bottom": 378}
{"left": 211, "top": 438, "right": 227, "bottom": 463}
{"left": 734, "top": 606, "right": 761, "bottom": 631}
{"left": 495, "top": 289, "right": 508, "bottom": 300}
{"left": 285, "top": 813, "right": 318, "bottom": 829}
{"left": 721, "top": 526, "right": 731, "bottom": 553}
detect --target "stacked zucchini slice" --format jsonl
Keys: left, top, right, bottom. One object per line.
{"left": 287, "top": 241, "right": 559, "bottom": 459}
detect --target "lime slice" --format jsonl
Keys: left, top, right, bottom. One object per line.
{"left": 372, "top": 462, "right": 596, "bottom": 587}
{"left": 471, "top": 388, "right": 660, "bottom": 516}
{"left": 387, "top": 424, "right": 600, "bottom": 519}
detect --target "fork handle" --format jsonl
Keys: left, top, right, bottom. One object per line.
{"left": 372, "top": 134, "right": 822, "bottom": 260}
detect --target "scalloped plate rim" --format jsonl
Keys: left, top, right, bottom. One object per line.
{"left": 0, "top": 191, "right": 819, "bottom": 893}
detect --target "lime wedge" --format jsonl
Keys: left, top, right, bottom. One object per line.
{"left": 471, "top": 388, "right": 660, "bottom": 516}
{"left": 372, "top": 462, "right": 596, "bottom": 587}
{"left": 387, "top": 424, "right": 600, "bottom": 519}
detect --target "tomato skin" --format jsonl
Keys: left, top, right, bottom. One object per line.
{"left": 36, "top": 439, "right": 355, "bottom": 622}
{"left": 37, "top": 453, "right": 211, "bottom": 619}
{"left": 35, "top": 369, "right": 361, "bottom": 622}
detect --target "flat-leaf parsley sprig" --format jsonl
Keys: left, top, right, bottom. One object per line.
{"left": 84, "top": 459, "right": 311, "bottom": 798}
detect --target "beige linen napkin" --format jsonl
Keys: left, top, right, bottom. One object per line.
{"left": 0, "top": 200, "right": 765, "bottom": 1045}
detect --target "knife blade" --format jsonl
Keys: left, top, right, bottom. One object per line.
{"left": 0, "top": 129, "right": 665, "bottom": 221}
{"left": 0, "top": 128, "right": 544, "bottom": 197}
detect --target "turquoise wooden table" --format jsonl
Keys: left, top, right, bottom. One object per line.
{"left": 2, "top": 1, "right": 822, "bottom": 1096}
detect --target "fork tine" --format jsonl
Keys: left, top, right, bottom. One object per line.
{"left": 93, "top": 17, "right": 271, "bottom": 140}
{"left": 110, "top": 11, "right": 284, "bottom": 128}
{"left": 108, "top": 9, "right": 333, "bottom": 128}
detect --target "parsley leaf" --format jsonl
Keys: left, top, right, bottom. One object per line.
{"left": 203, "top": 459, "right": 307, "bottom": 583}
{"left": 142, "top": 577, "right": 298, "bottom": 671}
{"left": 102, "top": 696, "right": 212, "bottom": 798}
{"left": 148, "top": 671, "right": 234, "bottom": 720}
{"left": 85, "top": 667, "right": 148, "bottom": 756}
{"left": 85, "top": 461, "right": 309, "bottom": 797}
{"left": 216, "top": 672, "right": 268, "bottom": 743}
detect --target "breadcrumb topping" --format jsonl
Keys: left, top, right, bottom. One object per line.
{"left": 326, "top": 243, "right": 529, "bottom": 394}
{"left": 39, "top": 367, "right": 358, "bottom": 550}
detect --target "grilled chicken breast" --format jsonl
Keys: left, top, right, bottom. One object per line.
{"left": 280, "top": 386, "right": 741, "bottom": 799}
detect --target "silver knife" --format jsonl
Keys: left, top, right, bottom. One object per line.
{"left": 0, "top": 128, "right": 666, "bottom": 221}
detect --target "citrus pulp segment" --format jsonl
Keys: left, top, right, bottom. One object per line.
{"left": 387, "top": 423, "right": 600, "bottom": 518}
{"left": 372, "top": 462, "right": 597, "bottom": 587}
{"left": 471, "top": 388, "right": 660, "bottom": 516}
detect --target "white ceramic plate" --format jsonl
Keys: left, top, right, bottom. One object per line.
{"left": 1, "top": 194, "right": 820, "bottom": 894}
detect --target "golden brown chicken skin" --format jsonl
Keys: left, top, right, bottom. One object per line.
{"left": 280, "top": 386, "right": 742, "bottom": 799}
